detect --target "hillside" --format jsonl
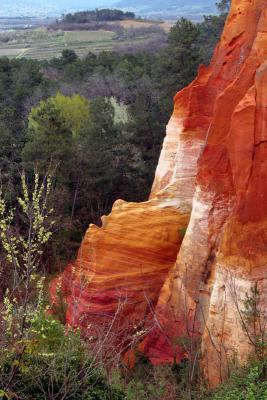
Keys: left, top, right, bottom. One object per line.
{"left": 115, "top": 0, "right": 217, "bottom": 20}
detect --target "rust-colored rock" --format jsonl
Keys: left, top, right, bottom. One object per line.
{"left": 51, "top": 199, "right": 188, "bottom": 331}
{"left": 51, "top": 0, "right": 267, "bottom": 387}
{"left": 148, "top": 0, "right": 267, "bottom": 387}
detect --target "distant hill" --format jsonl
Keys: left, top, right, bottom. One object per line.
{"left": 114, "top": 0, "right": 217, "bottom": 20}
{"left": 0, "top": 0, "right": 115, "bottom": 17}
{"left": 1, "top": 0, "right": 217, "bottom": 20}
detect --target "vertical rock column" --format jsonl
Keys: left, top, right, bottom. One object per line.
{"left": 147, "top": 0, "right": 267, "bottom": 386}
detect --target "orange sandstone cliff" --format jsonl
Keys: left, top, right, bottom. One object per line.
{"left": 51, "top": 0, "right": 267, "bottom": 386}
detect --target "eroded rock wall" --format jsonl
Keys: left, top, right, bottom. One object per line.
{"left": 51, "top": 0, "right": 267, "bottom": 386}
{"left": 148, "top": 0, "right": 267, "bottom": 386}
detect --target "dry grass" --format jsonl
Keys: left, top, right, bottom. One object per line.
{"left": 64, "top": 30, "right": 115, "bottom": 43}
{"left": 106, "top": 19, "right": 174, "bottom": 31}
{"left": 0, "top": 48, "right": 25, "bottom": 57}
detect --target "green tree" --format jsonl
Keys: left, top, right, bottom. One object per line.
{"left": 126, "top": 84, "right": 165, "bottom": 192}
{"left": 154, "top": 18, "right": 201, "bottom": 104}
{"left": 23, "top": 99, "right": 74, "bottom": 178}
{"left": 76, "top": 97, "right": 138, "bottom": 225}
{"left": 61, "top": 48, "right": 78, "bottom": 65}
{"left": 29, "top": 92, "right": 91, "bottom": 138}
{"left": 0, "top": 58, "right": 46, "bottom": 188}
{"left": 0, "top": 171, "right": 54, "bottom": 343}
{"left": 22, "top": 97, "right": 76, "bottom": 262}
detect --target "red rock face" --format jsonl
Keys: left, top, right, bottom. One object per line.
{"left": 50, "top": 200, "right": 189, "bottom": 331}
{"left": 148, "top": 0, "right": 267, "bottom": 386}
{"left": 51, "top": 0, "right": 267, "bottom": 386}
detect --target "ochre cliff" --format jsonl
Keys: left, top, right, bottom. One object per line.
{"left": 146, "top": 0, "right": 267, "bottom": 386}
{"left": 51, "top": 0, "right": 267, "bottom": 386}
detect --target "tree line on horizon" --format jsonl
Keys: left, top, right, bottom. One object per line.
{"left": 61, "top": 8, "right": 136, "bottom": 24}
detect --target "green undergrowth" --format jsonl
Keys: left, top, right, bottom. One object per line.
{"left": 1, "top": 312, "right": 267, "bottom": 399}
{"left": 211, "top": 361, "right": 267, "bottom": 400}
{"left": 122, "top": 357, "right": 267, "bottom": 400}
{"left": 0, "top": 314, "right": 125, "bottom": 400}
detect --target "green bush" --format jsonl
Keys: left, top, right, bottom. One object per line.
{"left": 212, "top": 362, "right": 267, "bottom": 400}
{"left": 121, "top": 354, "right": 186, "bottom": 400}
{"left": 0, "top": 314, "right": 125, "bottom": 400}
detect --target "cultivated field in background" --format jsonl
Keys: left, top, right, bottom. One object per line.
{"left": 0, "top": 29, "right": 115, "bottom": 59}
{"left": 0, "top": 20, "right": 172, "bottom": 60}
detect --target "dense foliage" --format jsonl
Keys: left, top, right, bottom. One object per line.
{"left": 0, "top": 312, "right": 125, "bottom": 399}
{"left": 212, "top": 362, "right": 267, "bottom": 400}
